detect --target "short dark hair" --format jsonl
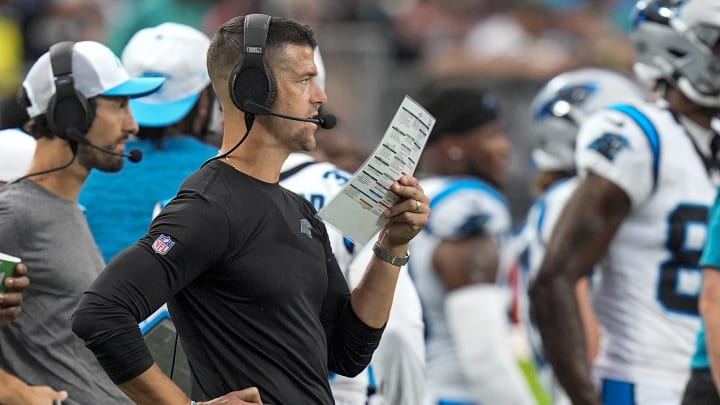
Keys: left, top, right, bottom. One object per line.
{"left": 207, "top": 15, "right": 317, "bottom": 100}
{"left": 418, "top": 82, "right": 500, "bottom": 144}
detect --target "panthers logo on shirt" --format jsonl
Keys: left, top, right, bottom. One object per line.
{"left": 588, "top": 132, "right": 630, "bottom": 161}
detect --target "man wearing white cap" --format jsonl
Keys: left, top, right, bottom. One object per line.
{"left": 80, "top": 22, "right": 220, "bottom": 263}
{"left": 0, "top": 40, "right": 163, "bottom": 404}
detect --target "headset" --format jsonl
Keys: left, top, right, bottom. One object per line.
{"left": 46, "top": 41, "right": 95, "bottom": 143}
{"left": 225, "top": 14, "right": 335, "bottom": 129}
{"left": 228, "top": 14, "right": 276, "bottom": 115}
{"left": 201, "top": 14, "right": 334, "bottom": 168}
{"left": 9, "top": 41, "right": 143, "bottom": 184}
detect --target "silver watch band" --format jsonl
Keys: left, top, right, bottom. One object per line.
{"left": 372, "top": 242, "right": 410, "bottom": 266}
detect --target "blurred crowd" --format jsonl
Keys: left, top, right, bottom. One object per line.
{"left": 0, "top": 0, "right": 638, "bottom": 220}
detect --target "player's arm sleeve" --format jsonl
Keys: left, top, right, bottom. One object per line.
{"left": 72, "top": 193, "right": 230, "bottom": 384}
{"left": 575, "top": 108, "right": 657, "bottom": 209}
{"left": 431, "top": 182, "right": 533, "bottom": 403}
{"left": 446, "top": 284, "right": 536, "bottom": 405}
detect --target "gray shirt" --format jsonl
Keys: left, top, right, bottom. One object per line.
{"left": 0, "top": 180, "right": 132, "bottom": 404}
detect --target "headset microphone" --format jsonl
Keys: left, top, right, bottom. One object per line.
{"left": 242, "top": 101, "right": 337, "bottom": 130}
{"left": 67, "top": 128, "right": 144, "bottom": 163}
{"left": 318, "top": 113, "right": 337, "bottom": 130}
{"left": 84, "top": 142, "right": 143, "bottom": 163}
{"left": 89, "top": 143, "right": 143, "bottom": 162}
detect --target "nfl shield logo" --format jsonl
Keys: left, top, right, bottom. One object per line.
{"left": 152, "top": 234, "right": 175, "bottom": 255}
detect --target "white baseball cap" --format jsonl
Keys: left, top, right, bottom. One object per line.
{"left": 0, "top": 129, "right": 36, "bottom": 182}
{"left": 314, "top": 47, "right": 326, "bottom": 92}
{"left": 22, "top": 41, "right": 166, "bottom": 118}
{"left": 121, "top": 23, "right": 211, "bottom": 127}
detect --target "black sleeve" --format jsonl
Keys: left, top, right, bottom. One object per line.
{"left": 317, "top": 218, "right": 385, "bottom": 377}
{"left": 72, "top": 193, "right": 230, "bottom": 384}
{"left": 326, "top": 303, "right": 385, "bottom": 377}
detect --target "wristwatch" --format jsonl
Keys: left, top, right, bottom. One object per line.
{"left": 373, "top": 242, "right": 410, "bottom": 266}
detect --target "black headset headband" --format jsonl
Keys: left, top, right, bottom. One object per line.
{"left": 228, "top": 14, "right": 277, "bottom": 114}
{"left": 47, "top": 41, "right": 94, "bottom": 142}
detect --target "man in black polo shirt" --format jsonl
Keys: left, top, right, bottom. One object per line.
{"left": 72, "top": 14, "right": 430, "bottom": 405}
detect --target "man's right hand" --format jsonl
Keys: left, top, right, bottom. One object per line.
{"left": 205, "top": 387, "right": 262, "bottom": 404}
{"left": 0, "top": 262, "right": 29, "bottom": 327}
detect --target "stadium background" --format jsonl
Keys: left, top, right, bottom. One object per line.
{"left": 0, "top": 0, "right": 638, "bottom": 223}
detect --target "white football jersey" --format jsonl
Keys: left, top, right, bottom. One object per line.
{"left": 514, "top": 178, "right": 578, "bottom": 405}
{"left": 409, "top": 175, "right": 512, "bottom": 402}
{"left": 575, "top": 102, "right": 713, "bottom": 394}
{"left": 280, "top": 153, "right": 426, "bottom": 405}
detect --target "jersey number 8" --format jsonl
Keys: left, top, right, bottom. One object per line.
{"left": 658, "top": 204, "right": 709, "bottom": 315}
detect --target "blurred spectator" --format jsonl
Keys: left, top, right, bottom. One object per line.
{"left": 23, "top": 0, "right": 109, "bottom": 62}
{"left": 410, "top": 81, "right": 535, "bottom": 404}
{"left": 312, "top": 128, "right": 370, "bottom": 173}
{"left": 80, "top": 22, "right": 219, "bottom": 262}
{"left": 0, "top": 91, "right": 29, "bottom": 130}
{"left": 0, "top": 2, "right": 23, "bottom": 99}
{"left": 104, "top": 0, "right": 214, "bottom": 54}
{"left": 203, "top": 0, "right": 260, "bottom": 33}
{"left": 0, "top": 128, "right": 35, "bottom": 186}
{"left": 424, "top": 2, "right": 633, "bottom": 80}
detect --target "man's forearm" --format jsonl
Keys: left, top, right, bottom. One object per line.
{"left": 119, "top": 364, "right": 190, "bottom": 405}
{"left": 350, "top": 243, "right": 405, "bottom": 328}
{"left": 0, "top": 369, "right": 28, "bottom": 403}
{"left": 530, "top": 276, "right": 598, "bottom": 405}
{"left": 701, "top": 269, "right": 720, "bottom": 390}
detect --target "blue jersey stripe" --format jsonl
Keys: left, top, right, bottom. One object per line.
{"left": 429, "top": 179, "right": 509, "bottom": 211}
{"left": 601, "top": 379, "right": 635, "bottom": 405}
{"left": 608, "top": 104, "right": 661, "bottom": 192}
{"left": 427, "top": 179, "right": 508, "bottom": 236}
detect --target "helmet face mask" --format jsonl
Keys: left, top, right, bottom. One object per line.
{"left": 530, "top": 68, "right": 648, "bottom": 172}
{"left": 633, "top": 0, "right": 720, "bottom": 107}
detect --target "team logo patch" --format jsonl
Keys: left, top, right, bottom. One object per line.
{"left": 588, "top": 132, "right": 630, "bottom": 161}
{"left": 152, "top": 234, "right": 175, "bottom": 255}
{"left": 300, "top": 218, "right": 313, "bottom": 238}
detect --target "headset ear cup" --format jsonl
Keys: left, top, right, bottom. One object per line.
{"left": 228, "top": 14, "right": 275, "bottom": 113}
{"left": 47, "top": 41, "right": 93, "bottom": 143}
{"left": 229, "top": 63, "right": 276, "bottom": 111}
{"left": 47, "top": 90, "right": 93, "bottom": 141}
